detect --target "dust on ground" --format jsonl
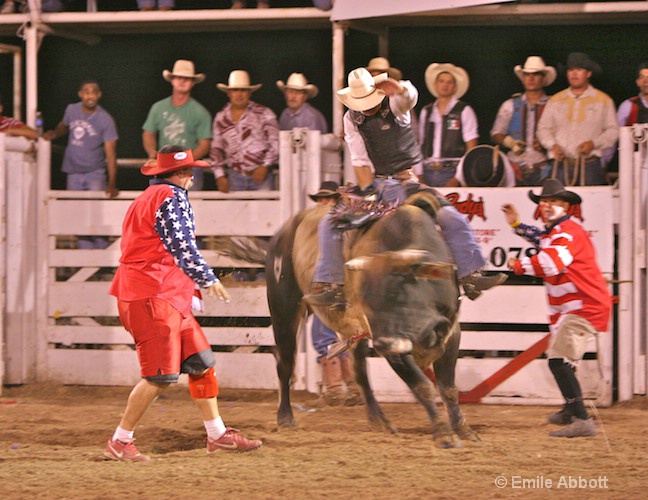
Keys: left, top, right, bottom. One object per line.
{"left": 1, "top": 384, "right": 646, "bottom": 499}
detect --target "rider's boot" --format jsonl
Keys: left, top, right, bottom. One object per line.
{"left": 459, "top": 271, "right": 508, "bottom": 300}
{"left": 304, "top": 282, "right": 347, "bottom": 310}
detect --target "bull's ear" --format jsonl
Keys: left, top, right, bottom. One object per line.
{"left": 414, "top": 262, "right": 456, "bottom": 280}
{"left": 346, "top": 255, "right": 374, "bottom": 271}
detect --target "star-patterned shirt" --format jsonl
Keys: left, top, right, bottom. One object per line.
{"left": 109, "top": 179, "right": 217, "bottom": 316}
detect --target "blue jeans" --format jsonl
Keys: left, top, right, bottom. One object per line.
{"left": 423, "top": 162, "right": 458, "bottom": 187}
{"left": 313, "top": 178, "right": 486, "bottom": 283}
{"left": 228, "top": 169, "right": 274, "bottom": 192}
{"left": 312, "top": 315, "right": 337, "bottom": 362}
{"left": 66, "top": 169, "right": 109, "bottom": 250}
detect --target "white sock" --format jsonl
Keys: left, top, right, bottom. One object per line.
{"left": 204, "top": 416, "right": 227, "bottom": 440}
{"left": 112, "top": 426, "right": 134, "bottom": 443}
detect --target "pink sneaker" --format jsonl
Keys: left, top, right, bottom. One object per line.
{"left": 104, "top": 439, "right": 151, "bottom": 462}
{"left": 207, "top": 428, "right": 262, "bottom": 453}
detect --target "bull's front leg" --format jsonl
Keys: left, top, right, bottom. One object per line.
{"left": 433, "top": 329, "right": 480, "bottom": 442}
{"left": 384, "top": 352, "right": 459, "bottom": 448}
{"left": 353, "top": 339, "right": 396, "bottom": 433}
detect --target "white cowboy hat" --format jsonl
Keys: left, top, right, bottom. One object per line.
{"left": 162, "top": 59, "right": 205, "bottom": 83}
{"left": 336, "top": 67, "right": 388, "bottom": 112}
{"left": 366, "top": 57, "right": 402, "bottom": 80}
{"left": 276, "top": 73, "right": 319, "bottom": 98}
{"left": 514, "top": 56, "right": 557, "bottom": 87}
{"left": 217, "top": 70, "right": 262, "bottom": 92}
{"left": 424, "top": 63, "right": 470, "bottom": 99}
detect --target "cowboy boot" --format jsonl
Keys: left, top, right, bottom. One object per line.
{"left": 319, "top": 356, "right": 346, "bottom": 406}
{"left": 339, "top": 353, "right": 363, "bottom": 406}
{"left": 304, "top": 282, "right": 347, "bottom": 310}
{"left": 459, "top": 271, "right": 508, "bottom": 300}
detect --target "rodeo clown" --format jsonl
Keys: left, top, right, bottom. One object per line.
{"left": 305, "top": 67, "right": 507, "bottom": 308}
{"left": 105, "top": 145, "right": 262, "bottom": 461}
{"left": 502, "top": 179, "right": 611, "bottom": 438}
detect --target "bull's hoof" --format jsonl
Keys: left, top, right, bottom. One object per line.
{"left": 432, "top": 421, "right": 461, "bottom": 448}
{"left": 434, "top": 435, "right": 462, "bottom": 449}
{"left": 454, "top": 421, "right": 481, "bottom": 442}
{"left": 277, "top": 415, "right": 297, "bottom": 429}
{"left": 368, "top": 415, "right": 397, "bottom": 434}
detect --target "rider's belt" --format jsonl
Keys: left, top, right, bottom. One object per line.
{"left": 426, "top": 160, "right": 458, "bottom": 171}
{"left": 375, "top": 169, "right": 416, "bottom": 181}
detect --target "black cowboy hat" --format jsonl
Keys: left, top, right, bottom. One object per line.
{"left": 309, "top": 180, "right": 340, "bottom": 201}
{"left": 564, "top": 52, "right": 602, "bottom": 75}
{"left": 462, "top": 145, "right": 505, "bottom": 187}
{"left": 528, "top": 178, "right": 582, "bottom": 205}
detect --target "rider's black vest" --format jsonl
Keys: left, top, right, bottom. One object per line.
{"left": 349, "top": 98, "right": 421, "bottom": 176}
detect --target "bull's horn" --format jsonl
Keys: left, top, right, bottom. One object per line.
{"left": 346, "top": 255, "right": 374, "bottom": 271}
{"left": 388, "top": 249, "right": 429, "bottom": 265}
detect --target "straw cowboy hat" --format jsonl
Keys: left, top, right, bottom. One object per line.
{"left": 336, "top": 67, "right": 388, "bottom": 112}
{"left": 366, "top": 57, "right": 402, "bottom": 80}
{"left": 162, "top": 59, "right": 205, "bottom": 83}
{"left": 141, "top": 148, "right": 210, "bottom": 177}
{"left": 276, "top": 73, "right": 319, "bottom": 98}
{"left": 217, "top": 70, "right": 262, "bottom": 92}
{"left": 514, "top": 56, "right": 557, "bottom": 87}
{"left": 425, "top": 63, "right": 470, "bottom": 99}
{"left": 309, "top": 180, "right": 340, "bottom": 201}
{"left": 528, "top": 178, "right": 582, "bottom": 205}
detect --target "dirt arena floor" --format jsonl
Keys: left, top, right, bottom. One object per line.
{"left": 0, "top": 384, "right": 646, "bottom": 499}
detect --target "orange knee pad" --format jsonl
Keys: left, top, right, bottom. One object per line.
{"left": 188, "top": 367, "right": 219, "bottom": 399}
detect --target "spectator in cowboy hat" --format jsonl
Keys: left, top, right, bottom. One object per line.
{"left": 502, "top": 178, "right": 611, "bottom": 438}
{"left": 537, "top": 52, "right": 618, "bottom": 185}
{"left": 277, "top": 73, "right": 327, "bottom": 133}
{"left": 491, "top": 56, "right": 556, "bottom": 186}
{"left": 142, "top": 59, "right": 212, "bottom": 189}
{"left": 210, "top": 70, "right": 279, "bottom": 193}
{"left": 366, "top": 57, "right": 403, "bottom": 81}
{"left": 418, "top": 63, "right": 479, "bottom": 187}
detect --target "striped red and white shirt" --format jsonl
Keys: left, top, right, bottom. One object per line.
{"left": 511, "top": 216, "right": 611, "bottom": 331}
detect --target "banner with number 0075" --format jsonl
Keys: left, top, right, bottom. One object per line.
{"left": 435, "top": 186, "right": 614, "bottom": 275}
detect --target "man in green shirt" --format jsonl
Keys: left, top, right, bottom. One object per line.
{"left": 142, "top": 60, "right": 212, "bottom": 189}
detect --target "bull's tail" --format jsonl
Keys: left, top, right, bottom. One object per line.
{"left": 208, "top": 236, "right": 268, "bottom": 265}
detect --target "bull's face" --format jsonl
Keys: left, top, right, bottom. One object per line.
{"left": 346, "top": 250, "right": 459, "bottom": 355}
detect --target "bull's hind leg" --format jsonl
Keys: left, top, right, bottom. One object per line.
{"left": 384, "top": 353, "right": 459, "bottom": 448}
{"left": 353, "top": 339, "right": 396, "bottom": 433}
{"left": 433, "top": 329, "right": 480, "bottom": 442}
{"left": 267, "top": 241, "right": 305, "bottom": 429}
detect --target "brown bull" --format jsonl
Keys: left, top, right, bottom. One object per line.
{"left": 266, "top": 194, "right": 479, "bottom": 448}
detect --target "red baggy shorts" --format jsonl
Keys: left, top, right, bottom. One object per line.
{"left": 117, "top": 297, "right": 210, "bottom": 380}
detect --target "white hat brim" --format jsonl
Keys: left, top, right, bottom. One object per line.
{"left": 513, "top": 65, "right": 557, "bottom": 87}
{"left": 276, "top": 80, "right": 319, "bottom": 98}
{"left": 163, "top": 70, "right": 206, "bottom": 84}
{"left": 336, "top": 72, "right": 388, "bottom": 112}
{"left": 425, "top": 63, "right": 469, "bottom": 99}
{"left": 217, "top": 83, "right": 262, "bottom": 92}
